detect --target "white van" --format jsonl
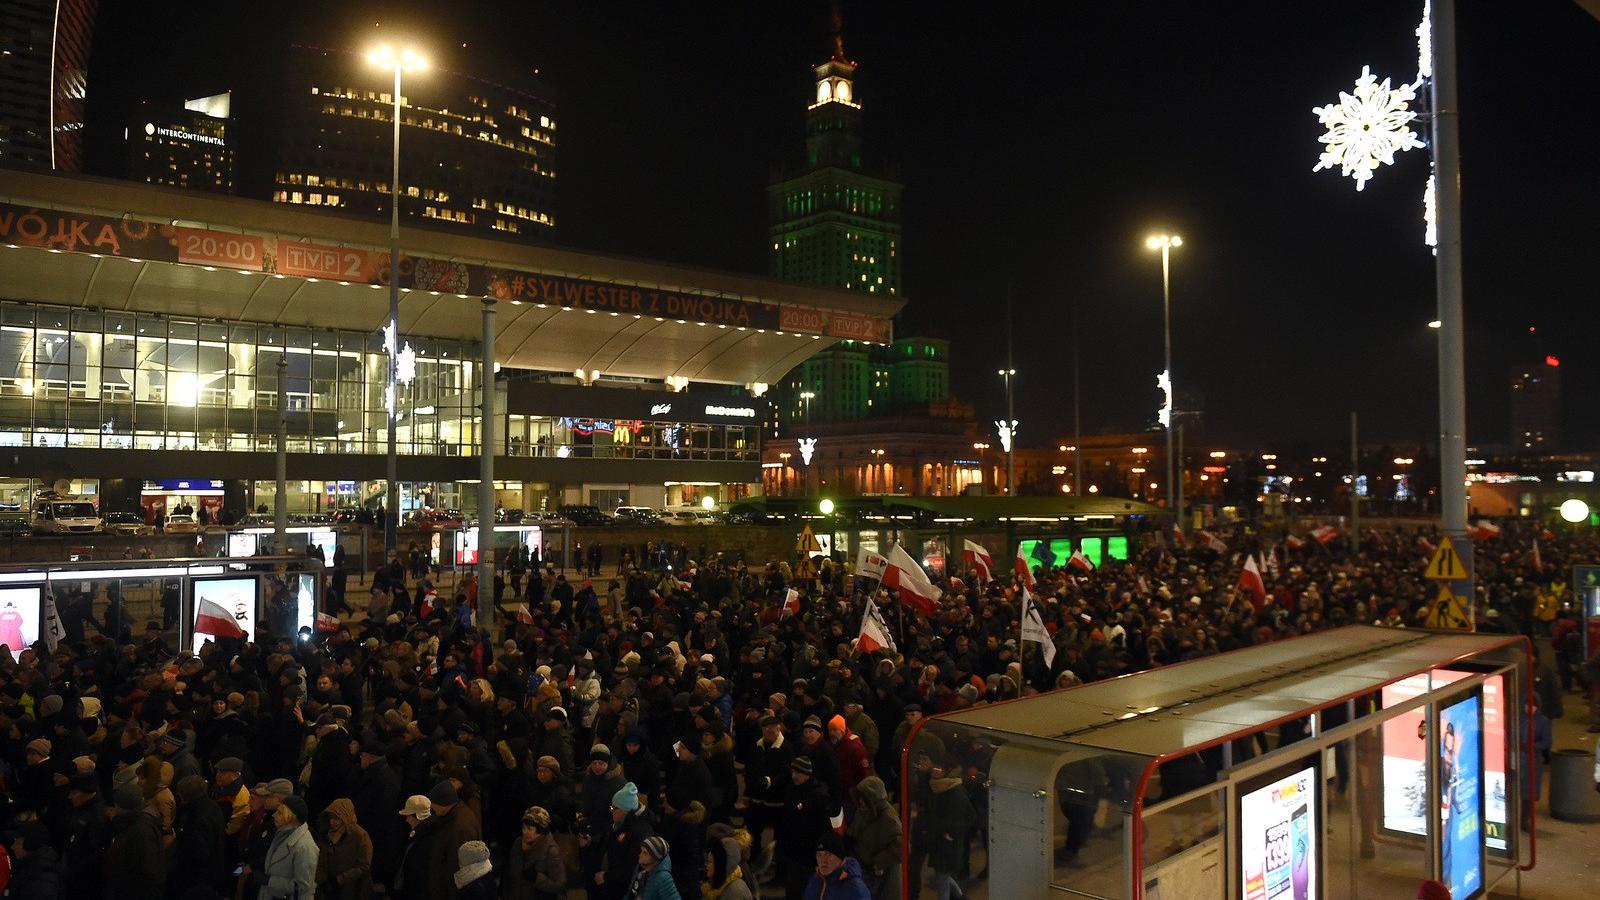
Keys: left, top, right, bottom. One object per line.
{"left": 30, "top": 494, "right": 103, "bottom": 534}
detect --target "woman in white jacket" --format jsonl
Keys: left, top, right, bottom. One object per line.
{"left": 256, "top": 794, "right": 319, "bottom": 900}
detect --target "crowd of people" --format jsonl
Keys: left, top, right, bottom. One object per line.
{"left": 0, "top": 517, "right": 1590, "bottom": 899}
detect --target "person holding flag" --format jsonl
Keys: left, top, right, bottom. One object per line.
{"left": 1237, "top": 554, "right": 1267, "bottom": 611}
{"left": 962, "top": 540, "right": 994, "bottom": 584}
{"left": 1020, "top": 586, "right": 1056, "bottom": 670}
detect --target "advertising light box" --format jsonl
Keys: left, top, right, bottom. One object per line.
{"left": 0, "top": 585, "right": 42, "bottom": 660}
{"left": 1239, "top": 760, "right": 1317, "bottom": 900}
{"left": 191, "top": 576, "right": 257, "bottom": 654}
{"left": 1439, "top": 693, "right": 1485, "bottom": 900}
{"left": 1381, "top": 671, "right": 1506, "bottom": 852}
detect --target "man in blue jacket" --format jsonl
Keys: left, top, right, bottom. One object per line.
{"left": 803, "top": 833, "right": 870, "bottom": 900}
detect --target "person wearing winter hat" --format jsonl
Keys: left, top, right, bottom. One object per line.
{"left": 171, "top": 773, "right": 226, "bottom": 892}
{"left": 702, "top": 835, "right": 753, "bottom": 900}
{"left": 257, "top": 792, "right": 317, "bottom": 900}
{"left": 807, "top": 832, "right": 869, "bottom": 900}
{"left": 418, "top": 778, "right": 483, "bottom": 899}
{"left": 796, "top": 714, "right": 842, "bottom": 813}
{"left": 594, "top": 781, "right": 652, "bottom": 900}
{"left": 777, "top": 753, "right": 832, "bottom": 900}
{"left": 455, "top": 839, "right": 496, "bottom": 898}
{"left": 629, "top": 836, "right": 677, "bottom": 900}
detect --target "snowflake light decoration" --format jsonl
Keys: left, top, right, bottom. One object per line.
{"left": 1156, "top": 369, "right": 1172, "bottom": 428}
{"left": 798, "top": 437, "right": 817, "bottom": 466}
{"left": 1417, "top": 0, "right": 1433, "bottom": 80}
{"left": 397, "top": 342, "right": 417, "bottom": 384}
{"left": 1313, "top": 66, "right": 1425, "bottom": 191}
{"left": 995, "top": 420, "right": 1017, "bottom": 454}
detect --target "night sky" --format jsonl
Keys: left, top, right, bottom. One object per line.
{"left": 81, "top": 2, "right": 1600, "bottom": 451}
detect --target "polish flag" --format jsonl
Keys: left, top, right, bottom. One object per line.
{"left": 1418, "top": 534, "right": 1436, "bottom": 555}
{"left": 1286, "top": 534, "right": 1306, "bottom": 551}
{"left": 883, "top": 543, "right": 942, "bottom": 617}
{"left": 1014, "top": 544, "right": 1037, "bottom": 591}
{"left": 1171, "top": 525, "right": 1185, "bottom": 547}
{"left": 782, "top": 588, "right": 802, "bottom": 617}
{"left": 1067, "top": 550, "right": 1095, "bottom": 574}
{"left": 516, "top": 603, "right": 535, "bottom": 625}
{"left": 194, "top": 598, "right": 247, "bottom": 640}
{"left": 856, "top": 598, "right": 895, "bottom": 655}
{"left": 1238, "top": 555, "right": 1267, "bottom": 611}
{"left": 1310, "top": 525, "right": 1340, "bottom": 545}
{"left": 1198, "top": 531, "right": 1227, "bottom": 553}
{"left": 1530, "top": 539, "right": 1543, "bottom": 572}
{"left": 315, "top": 612, "right": 339, "bottom": 633}
{"left": 963, "top": 540, "right": 994, "bottom": 584}
{"left": 1469, "top": 522, "right": 1502, "bottom": 541}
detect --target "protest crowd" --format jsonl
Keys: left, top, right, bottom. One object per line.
{"left": 0, "top": 519, "right": 1589, "bottom": 900}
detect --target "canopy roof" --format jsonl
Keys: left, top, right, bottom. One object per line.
{"left": 728, "top": 494, "right": 1163, "bottom": 521}
{"left": 934, "top": 626, "right": 1525, "bottom": 757}
{"left": 0, "top": 170, "right": 903, "bottom": 386}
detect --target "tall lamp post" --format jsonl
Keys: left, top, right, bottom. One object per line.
{"left": 1145, "top": 233, "right": 1182, "bottom": 527}
{"left": 367, "top": 43, "right": 428, "bottom": 559}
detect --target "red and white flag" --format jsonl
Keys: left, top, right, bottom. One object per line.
{"left": 1198, "top": 530, "right": 1227, "bottom": 553}
{"left": 883, "top": 543, "right": 942, "bottom": 617}
{"left": 856, "top": 598, "right": 896, "bottom": 655}
{"left": 516, "top": 603, "right": 535, "bottom": 625}
{"left": 782, "top": 588, "right": 802, "bottom": 617}
{"left": 1286, "top": 534, "right": 1306, "bottom": 551}
{"left": 315, "top": 612, "right": 339, "bottom": 633}
{"left": 1310, "top": 525, "right": 1340, "bottom": 545}
{"left": 1067, "top": 550, "right": 1095, "bottom": 573}
{"left": 1530, "top": 539, "right": 1543, "bottom": 572}
{"left": 1469, "top": 521, "right": 1502, "bottom": 541}
{"left": 1171, "top": 525, "right": 1185, "bottom": 547}
{"left": 195, "top": 597, "right": 247, "bottom": 640}
{"left": 1014, "top": 544, "right": 1037, "bottom": 591}
{"left": 1417, "top": 534, "right": 1436, "bottom": 555}
{"left": 962, "top": 540, "right": 994, "bottom": 584}
{"left": 1238, "top": 555, "right": 1267, "bottom": 610}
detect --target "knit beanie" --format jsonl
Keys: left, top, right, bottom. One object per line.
{"left": 611, "top": 781, "right": 640, "bottom": 812}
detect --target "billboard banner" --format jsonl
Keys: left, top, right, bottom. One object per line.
{"left": 469, "top": 266, "right": 782, "bottom": 329}
{"left": 0, "top": 202, "right": 180, "bottom": 259}
{"left": 1439, "top": 693, "right": 1484, "bottom": 899}
{"left": 0, "top": 585, "right": 42, "bottom": 661}
{"left": 1239, "top": 762, "right": 1317, "bottom": 900}
{"left": 1381, "top": 671, "right": 1507, "bottom": 852}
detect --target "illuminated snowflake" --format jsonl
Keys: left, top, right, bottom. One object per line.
{"left": 1423, "top": 174, "right": 1437, "bottom": 249}
{"left": 1313, "top": 66, "right": 1425, "bottom": 191}
{"left": 397, "top": 342, "right": 417, "bottom": 384}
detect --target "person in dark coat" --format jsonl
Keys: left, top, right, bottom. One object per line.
{"left": 351, "top": 737, "right": 403, "bottom": 887}
{"left": 743, "top": 714, "right": 793, "bottom": 877}
{"left": 618, "top": 732, "right": 662, "bottom": 805}
{"left": 795, "top": 717, "right": 842, "bottom": 812}
{"left": 105, "top": 784, "right": 165, "bottom": 900}
{"left": 655, "top": 786, "right": 706, "bottom": 900}
{"left": 307, "top": 714, "right": 358, "bottom": 821}
{"left": 926, "top": 762, "right": 976, "bottom": 900}
{"left": 502, "top": 805, "right": 566, "bottom": 900}
{"left": 8, "top": 822, "right": 64, "bottom": 900}
{"left": 594, "top": 782, "right": 653, "bottom": 900}
{"left": 172, "top": 774, "right": 228, "bottom": 894}
{"left": 421, "top": 780, "right": 483, "bottom": 900}
{"left": 59, "top": 774, "right": 108, "bottom": 899}
{"left": 775, "top": 757, "right": 832, "bottom": 900}
{"left": 667, "top": 739, "right": 713, "bottom": 809}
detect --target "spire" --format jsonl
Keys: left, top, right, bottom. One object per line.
{"left": 830, "top": 0, "right": 846, "bottom": 61}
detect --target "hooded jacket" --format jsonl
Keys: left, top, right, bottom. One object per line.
{"left": 847, "top": 776, "right": 902, "bottom": 900}
{"left": 628, "top": 854, "right": 681, "bottom": 900}
{"left": 316, "top": 797, "right": 374, "bottom": 900}
{"left": 701, "top": 837, "right": 752, "bottom": 900}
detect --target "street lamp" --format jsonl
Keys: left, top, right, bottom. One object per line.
{"left": 997, "top": 368, "right": 1016, "bottom": 494}
{"left": 1145, "top": 232, "right": 1182, "bottom": 528}
{"left": 367, "top": 42, "right": 428, "bottom": 557}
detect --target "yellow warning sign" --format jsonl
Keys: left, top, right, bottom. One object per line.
{"left": 795, "top": 556, "right": 818, "bottom": 580}
{"left": 1424, "top": 584, "right": 1471, "bottom": 630}
{"left": 796, "top": 525, "right": 823, "bottom": 556}
{"left": 1423, "top": 537, "right": 1465, "bottom": 581}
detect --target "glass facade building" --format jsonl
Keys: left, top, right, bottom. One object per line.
{"left": 0, "top": 299, "right": 483, "bottom": 455}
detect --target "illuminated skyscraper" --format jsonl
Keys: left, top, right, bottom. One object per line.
{"left": 1510, "top": 357, "right": 1561, "bottom": 452}
{"left": 0, "top": 0, "right": 97, "bottom": 172}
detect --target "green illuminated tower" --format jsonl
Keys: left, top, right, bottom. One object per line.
{"left": 769, "top": 9, "right": 909, "bottom": 432}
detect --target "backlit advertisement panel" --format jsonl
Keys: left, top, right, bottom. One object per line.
{"left": 0, "top": 586, "right": 42, "bottom": 660}
{"left": 1381, "top": 671, "right": 1507, "bottom": 852}
{"left": 191, "top": 576, "right": 256, "bottom": 654}
{"left": 1239, "top": 762, "right": 1317, "bottom": 900}
{"left": 1439, "top": 693, "right": 1484, "bottom": 899}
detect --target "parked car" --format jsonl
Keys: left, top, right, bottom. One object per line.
{"left": 614, "top": 506, "right": 662, "bottom": 524}
{"left": 103, "top": 512, "right": 154, "bottom": 535}
{"left": 496, "top": 508, "right": 526, "bottom": 523}
{"left": 0, "top": 514, "right": 31, "bottom": 537}
{"left": 557, "top": 504, "right": 613, "bottom": 526}
{"left": 406, "top": 509, "right": 465, "bottom": 529}
{"left": 30, "top": 494, "right": 102, "bottom": 535}
{"left": 662, "top": 510, "right": 703, "bottom": 526}
{"left": 522, "top": 510, "right": 572, "bottom": 526}
{"left": 163, "top": 513, "right": 200, "bottom": 534}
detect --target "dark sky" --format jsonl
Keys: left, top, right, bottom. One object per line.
{"left": 82, "top": 2, "right": 1600, "bottom": 451}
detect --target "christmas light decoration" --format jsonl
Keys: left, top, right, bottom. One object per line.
{"left": 1313, "top": 66, "right": 1425, "bottom": 191}
{"left": 1424, "top": 174, "right": 1438, "bottom": 249}
{"left": 397, "top": 342, "right": 417, "bottom": 384}
{"left": 1156, "top": 369, "right": 1172, "bottom": 428}
{"left": 798, "top": 437, "right": 817, "bottom": 466}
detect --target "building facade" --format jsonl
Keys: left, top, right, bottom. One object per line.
{"left": 1509, "top": 356, "right": 1561, "bottom": 452}
{"left": 0, "top": 170, "right": 900, "bottom": 522}
{"left": 127, "top": 93, "right": 235, "bottom": 193}
{"left": 269, "top": 45, "right": 556, "bottom": 240}
{"left": 0, "top": 0, "right": 96, "bottom": 172}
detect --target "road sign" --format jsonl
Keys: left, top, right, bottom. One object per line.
{"left": 1424, "top": 583, "right": 1471, "bottom": 630}
{"left": 1424, "top": 537, "right": 1466, "bottom": 581}
{"left": 796, "top": 525, "right": 822, "bottom": 556}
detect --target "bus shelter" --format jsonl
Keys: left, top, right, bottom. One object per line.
{"left": 0, "top": 555, "right": 322, "bottom": 659}
{"left": 902, "top": 626, "right": 1532, "bottom": 900}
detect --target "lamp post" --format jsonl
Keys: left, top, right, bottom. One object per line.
{"left": 367, "top": 43, "right": 428, "bottom": 559}
{"left": 973, "top": 442, "right": 990, "bottom": 495}
{"left": 998, "top": 368, "right": 1016, "bottom": 494}
{"left": 1145, "top": 233, "right": 1182, "bottom": 527}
